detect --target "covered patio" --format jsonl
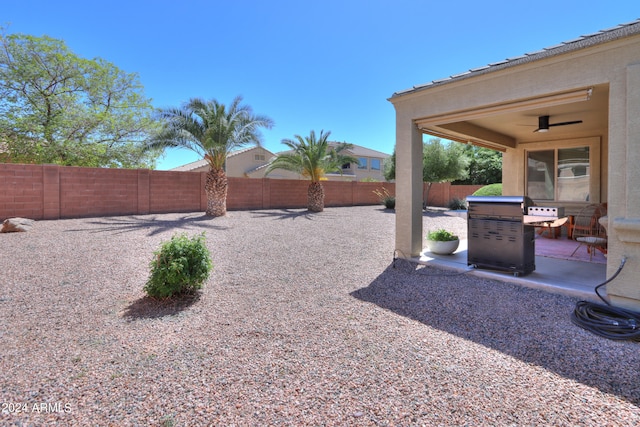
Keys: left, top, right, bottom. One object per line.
{"left": 410, "top": 237, "right": 607, "bottom": 301}
{"left": 389, "top": 20, "right": 640, "bottom": 311}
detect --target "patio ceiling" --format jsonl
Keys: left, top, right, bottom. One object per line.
{"left": 416, "top": 83, "right": 609, "bottom": 151}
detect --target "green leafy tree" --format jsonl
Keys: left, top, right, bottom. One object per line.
{"left": 265, "top": 130, "right": 358, "bottom": 212}
{"left": 422, "top": 138, "right": 469, "bottom": 207}
{"left": 150, "top": 96, "right": 274, "bottom": 217}
{"left": 383, "top": 148, "right": 396, "bottom": 182}
{"left": 383, "top": 138, "right": 470, "bottom": 207}
{"left": 0, "top": 31, "right": 158, "bottom": 167}
{"left": 453, "top": 145, "right": 502, "bottom": 185}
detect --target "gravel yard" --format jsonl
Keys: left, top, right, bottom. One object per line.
{"left": 1, "top": 205, "right": 639, "bottom": 426}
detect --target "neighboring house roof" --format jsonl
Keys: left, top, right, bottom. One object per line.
{"left": 275, "top": 142, "right": 390, "bottom": 158}
{"left": 245, "top": 162, "right": 271, "bottom": 176}
{"left": 391, "top": 19, "right": 640, "bottom": 98}
{"left": 169, "top": 146, "right": 275, "bottom": 171}
{"left": 169, "top": 143, "right": 389, "bottom": 173}
{"left": 332, "top": 143, "right": 390, "bottom": 158}
{"left": 170, "top": 158, "right": 208, "bottom": 172}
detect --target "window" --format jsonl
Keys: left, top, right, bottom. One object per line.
{"left": 342, "top": 163, "right": 351, "bottom": 170}
{"left": 254, "top": 154, "right": 266, "bottom": 161}
{"left": 526, "top": 146, "right": 591, "bottom": 202}
{"left": 370, "top": 158, "right": 381, "bottom": 171}
{"left": 358, "top": 157, "right": 368, "bottom": 169}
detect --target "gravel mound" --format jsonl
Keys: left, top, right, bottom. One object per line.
{"left": 1, "top": 206, "right": 638, "bottom": 425}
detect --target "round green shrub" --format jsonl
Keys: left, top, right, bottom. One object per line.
{"left": 448, "top": 197, "right": 467, "bottom": 210}
{"left": 144, "top": 232, "right": 213, "bottom": 299}
{"left": 472, "top": 183, "right": 502, "bottom": 196}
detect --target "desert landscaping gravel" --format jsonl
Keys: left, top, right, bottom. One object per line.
{"left": 1, "top": 205, "right": 639, "bottom": 426}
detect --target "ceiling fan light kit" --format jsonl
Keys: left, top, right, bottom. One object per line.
{"left": 537, "top": 115, "right": 549, "bottom": 132}
{"left": 534, "top": 115, "right": 583, "bottom": 132}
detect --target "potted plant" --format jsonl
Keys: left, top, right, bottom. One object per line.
{"left": 425, "top": 229, "right": 460, "bottom": 255}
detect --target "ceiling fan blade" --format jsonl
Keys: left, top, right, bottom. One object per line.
{"left": 549, "top": 120, "right": 583, "bottom": 127}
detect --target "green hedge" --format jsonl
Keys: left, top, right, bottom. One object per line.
{"left": 472, "top": 183, "right": 502, "bottom": 196}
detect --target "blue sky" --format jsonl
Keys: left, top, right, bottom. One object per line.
{"left": 3, "top": 1, "right": 639, "bottom": 170}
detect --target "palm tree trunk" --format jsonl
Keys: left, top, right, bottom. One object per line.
{"left": 204, "top": 168, "right": 227, "bottom": 216}
{"left": 307, "top": 181, "right": 325, "bottom": 212}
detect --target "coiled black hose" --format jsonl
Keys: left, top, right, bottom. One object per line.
{"left": 571, "top": 257, "right": 640, "bottom": 341}
{"left": 571, "top": 301, "right": 640, "bottom": 341}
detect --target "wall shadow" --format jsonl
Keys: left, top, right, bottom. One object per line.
{"left": 351, "top": 261, "right": 640, "bottom": 406}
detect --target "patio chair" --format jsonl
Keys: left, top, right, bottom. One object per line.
{"left": 571, "top": 203, "right": 607, "bottom": 261}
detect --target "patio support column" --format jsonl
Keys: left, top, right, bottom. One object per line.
{"left": 395, "top": 118, "right": 423, "bottom": 257}
{"left": 608, "top": 62, "right": 640, "bottom": 311}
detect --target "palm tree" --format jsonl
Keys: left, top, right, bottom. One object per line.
{"left": 150, "top": 96, "right": 273, "bottom": 216}
{"left": 266, "top": 130, "right": 358, "bottom": 212}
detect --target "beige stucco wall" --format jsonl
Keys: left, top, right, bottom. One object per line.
{"left": 608, "top": 61, "right": 640, "bottom": 310}
{"left": 225, "top": 147, "right": 273, "bottom": 177}
{"left": 255, "top": 167, "right": 300, "bottom": 180}
{"left": 184, "top": 147, "right": 275, "bottom": 176}
{"left": 352, "top": 166, "right": 387, "bottom": 181}
{"left": 390, "top": 33, "right": 640, "bottom": 310}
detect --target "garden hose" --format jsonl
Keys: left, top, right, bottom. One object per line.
{"left": 570, "top": 257, "right": 640, "bottom": 341}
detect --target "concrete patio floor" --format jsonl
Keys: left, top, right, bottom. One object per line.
{"left": 414, "top": 239, "right": 608, "bottom": 301}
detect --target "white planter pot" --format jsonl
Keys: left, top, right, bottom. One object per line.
{"left": 425, "top": 239, "right": 460, "bottom": 255}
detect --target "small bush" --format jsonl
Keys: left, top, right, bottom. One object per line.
{"left": 373, "top": 187, "right": 395, "bottom": 209}
{"left": 426, "top": 229, "right": 458, "bottom": 241}
{"left": 448, "top": 197, "right": 467, "bottom": 210}
{"left": 472, "top": 183, "right": 502, "bottom": 196}
{"left": 145, "top": 233, "right": 213, "bottom": 299}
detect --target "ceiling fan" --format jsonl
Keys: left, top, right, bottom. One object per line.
{"left": 534, "top": 115, "right": 582, "bottom": 133}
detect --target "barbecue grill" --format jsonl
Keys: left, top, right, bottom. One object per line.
{"left": 467, "top": 196, "right": 536, "bottom": 276}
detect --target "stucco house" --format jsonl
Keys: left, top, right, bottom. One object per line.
{"left": 336, "top": 143, "right": 391, "bottom": 182}
{"left": 172, "top": 143, "right": 390, "bottom": 181}
{"left": 170, "top": 146, "right": 275, "bottom": 177}
{"left": 389, "top": 19, "right": 640, "bottom": 311}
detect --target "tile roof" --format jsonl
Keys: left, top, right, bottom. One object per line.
{"left": 327, "top": 142, "right": 391, "bottom": 158}
{"left": 391, "top": 19, "right": 640, "bottom": 98}
{"left": 272, "top": 142, "right": 390, "bottom": 158}
{"left": 169, "top": 158, "right": 207, "bottom": 172}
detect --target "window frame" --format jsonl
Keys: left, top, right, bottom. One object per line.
{"left": 524, "top": 137, "right": 601, "bottom": 204}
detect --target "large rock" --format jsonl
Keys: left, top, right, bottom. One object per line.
{"left": 1, "top": 217, "right": 35, "bottom": 233}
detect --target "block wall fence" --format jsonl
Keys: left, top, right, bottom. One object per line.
{"left": 0, "top": 164, "right": 482, "bottom": 220}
